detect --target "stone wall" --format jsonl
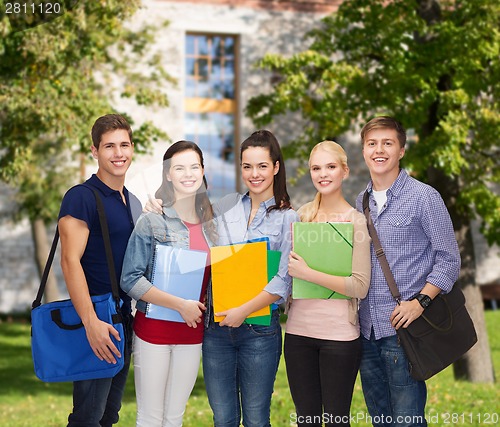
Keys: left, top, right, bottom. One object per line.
{"left": 159, "top": 0, "right": 341, "bottom": 13}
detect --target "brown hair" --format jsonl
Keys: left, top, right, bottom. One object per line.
{"left": 91, "top": 114, "right": 133, "bottom": 148}
{"left": 360, "top": 116, "right": 407, "bottom": 148}
{"left": 240, "top": 130, "right": 291, "bottom": 212}
{"left": 155, "top": 140, "right": 216, "bottom": 240}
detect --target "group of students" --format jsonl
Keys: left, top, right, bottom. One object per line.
{"left": 58, "top": 113, "right": 460, "bottom": 427}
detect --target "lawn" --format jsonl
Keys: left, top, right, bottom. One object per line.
{"left": 0, "top": 311, "right": 499, "bottom": 426}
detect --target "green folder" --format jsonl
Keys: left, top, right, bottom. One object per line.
{"left": 244, "top": 250, "right": 281, "bottom": 325}
{"left": 292, "top": 222, "right": 353, "bottom": 299}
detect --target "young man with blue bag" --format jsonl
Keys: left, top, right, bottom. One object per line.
{"left": 58, "top": 114, "right": 142, "bottom": 427}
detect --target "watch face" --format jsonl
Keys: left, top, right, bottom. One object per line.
{"left": 417, "top": 294, "right": 431, "bottom": 308}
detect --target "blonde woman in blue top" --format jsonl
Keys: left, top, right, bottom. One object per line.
{"left": 203, "top": 130, "right": 299, "bottom": 427}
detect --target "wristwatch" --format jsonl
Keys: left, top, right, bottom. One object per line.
{"left": 414, "top": 293, "right": 432, "bottom": 309}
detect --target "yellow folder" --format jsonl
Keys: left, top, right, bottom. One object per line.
{"left": 211, "top": 241, "right": 271, "bottom": 322}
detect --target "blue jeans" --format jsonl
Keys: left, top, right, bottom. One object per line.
{"left": 202, "top": 310, "right": 282, "bottom": 427}
{"left": 359, "top": 333, "right": 427, "bottom": 427}
{"left": 67, "top": 314, "right": 133, "bottom": 427}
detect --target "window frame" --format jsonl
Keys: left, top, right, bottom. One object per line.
{"left": 184, "top": 32, "right": 241, "bottom": 194}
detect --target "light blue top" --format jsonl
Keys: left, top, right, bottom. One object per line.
{"left": 214, "top": 192, "right": 299, "bottom": 305}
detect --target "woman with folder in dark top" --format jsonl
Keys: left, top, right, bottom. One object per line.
{"left": 285, "top": 141, "right": 371, "bottom": 426}
{"left": 121, "top": 141, "right": 216, "bottom": 427}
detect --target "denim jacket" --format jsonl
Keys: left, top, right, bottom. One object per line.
{"left": 120, "top": 206, "right": 216, "bottom": 314}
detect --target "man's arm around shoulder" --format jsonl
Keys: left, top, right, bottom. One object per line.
{"left": 59, "top": 215, "right": 122, "bottom": 364}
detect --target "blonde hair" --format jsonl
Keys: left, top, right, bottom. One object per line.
{"left": 298, "top": 141, "right": 349, "bottom": 222}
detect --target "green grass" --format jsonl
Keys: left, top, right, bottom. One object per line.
{"left": 1, "top": 311, "right": 499, "bottom": 426}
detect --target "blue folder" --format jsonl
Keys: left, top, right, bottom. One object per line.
{"left": 231, "top": 236, "right": 271, "bottom": 250}
{"left": 146, "top": 244, "right": 208, "bottom": 322}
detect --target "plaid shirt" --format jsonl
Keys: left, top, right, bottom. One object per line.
{"left": 356, "top": 170, "right": 460, "bottom": 340}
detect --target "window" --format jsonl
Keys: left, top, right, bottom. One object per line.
{"left": 185, "top": 34, "right": 239, "bottom": 199}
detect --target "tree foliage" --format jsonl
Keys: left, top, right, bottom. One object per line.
{"left": 247, "top": 0, "right": 499, "bottom": 245}
{"left": 0, "top": 0, "right": 174, "bottom": 223}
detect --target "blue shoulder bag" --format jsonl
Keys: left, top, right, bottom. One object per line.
{"left": 31, "top": 189, "right": 125, "bottom": 382}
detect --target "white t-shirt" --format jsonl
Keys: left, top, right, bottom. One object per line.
{"left": 372, "top": 189, "right": 388, "bottom": 215}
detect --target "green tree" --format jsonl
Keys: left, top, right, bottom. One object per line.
{"left": 0, "top": 0, "right": 174, "bottom": 301}
{"left": 247, "top": 0, "right": 499, "bottom": 383}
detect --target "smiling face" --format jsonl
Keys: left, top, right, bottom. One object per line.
{"left": 309, "top": 147, "right": 348, "bottom": 196}
{"left": 167, "top": 149, "right": 204, "bottom": 199}
{"left": 241, "top": 146, "right": 279, "bottom": 202}
{"left": 362, "top": 128, "right": 405, "bottom": 188}
{"left": 91, "top": 129, "right": 134, "bottom": 185}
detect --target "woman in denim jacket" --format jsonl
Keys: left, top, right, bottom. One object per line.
{"left": 121, "top": 141, "right": 216, "bottom": 427}
{"left": 203, "top": 130, "right": 299, "bottom": 427}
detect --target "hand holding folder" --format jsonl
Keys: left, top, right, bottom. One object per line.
{"left": 243, "top": 249, "right": 281, "bottom": 325}
{"left": 146, "top": 245, "right": 207, "bottom": 322}
{"left": 210, "top": 241, "right": 281, "bottom": 325}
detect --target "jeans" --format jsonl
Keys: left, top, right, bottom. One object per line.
{"left": 202, "top": 310, "right": 282, "bottom": 427}
{"left": 359, "top": 333, "right": 427, "bottom": 427}
{"left": 67, "top": 313, "right": 133, "bottom": 427}
{"left": 284, "top": 333, "right": 361, "bottom": 427}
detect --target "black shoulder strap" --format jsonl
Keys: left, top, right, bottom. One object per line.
{"left": 32, "top": 228, "right": 60, "bottom": 309}
{"left": 362, "top": 191, "right": 401, "bottom": 304}
{"left": 32, "top": 188, "right": 120, "bottom": 309}
{"left": 92, "top": 189, "right": 121, "bottom": 311}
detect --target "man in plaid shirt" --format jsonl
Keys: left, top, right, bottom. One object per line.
{"left": 356, "top": 116, "right": 460, "bottom": 427}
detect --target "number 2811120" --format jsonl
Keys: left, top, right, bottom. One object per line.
{"left": 4, "top": 2, "right": 62, "bottom": 15}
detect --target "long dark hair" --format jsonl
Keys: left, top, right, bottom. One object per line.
{"left": 240, "top": 130, "right": 291, "bottom": 212}
{"left": 155, "top": 140, "right": 216, "bottom": 239}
